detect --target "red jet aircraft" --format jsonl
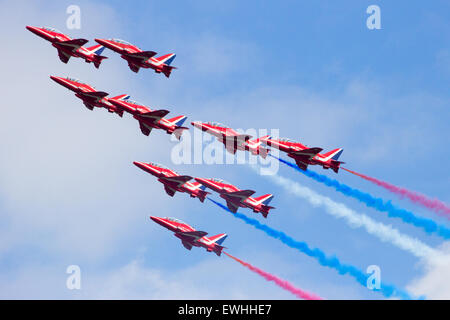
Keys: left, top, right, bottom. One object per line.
{"left": 134, "top": 161, "right": 209, "bottom": 203}
{"left": 194, "top": 178, "right": 275, "bottom": 218}
{"left": 26, "top": 26, "right": 107, "bottom": 68}
{"left": 95, "top": 38, "right": 176, "bottom": 77}
{"left": 109, "top": 97, "right": 188, "bottom": 139}
{"left": 191, "top": 121, "right": 270, "bottom": 158}
{"left": 261, "top": 137, "right": 344, "bottom": 173}
{"left": 150, "top": 216, "right": 227, "bottom": 256}
{"left": 50, "top": 76, "right": 128, "bottom": 117}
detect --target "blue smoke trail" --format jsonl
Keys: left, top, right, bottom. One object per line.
{"left": 207, "top": 197, "right": 416, "bottom": 300}
{"left": 272, "top": 155, "right": 450, "bottom": 239}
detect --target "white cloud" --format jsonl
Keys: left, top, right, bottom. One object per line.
{"left": 407, "top": 242, "right": 450, "bottom": 299}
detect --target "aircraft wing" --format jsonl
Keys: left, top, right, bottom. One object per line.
{"left": 139, "top": 109, "right": 170, "bottom": 123}
{"left": 138, "top": 121, "right": 152, "bottom": 136}
{"left": 224, "top": 133, "right": 253, "bottom": 142}
{"left": 57, "top": 49, "right": 71, "bottom": 64}
{"left": 78, "top": 91, "right": 109, "bottom": 102}
{"left": 178, "top": 230, "right": 208, "bottom": 240}
{"left": 294, "top": 159, "right": 308, "bottom": 171}
{"left": 159, "top": 175, "right": 193, "bottom": 188}
{"left": 181, "top": 240, "right": 193, "bottom": 250}
{"left": 163, "top": 184, "right": 176, "bottom": 197}
{"left": 58, "top": 38, "right": 89, "bottom": 50}
{"left": 224, "top": 142, "right": 237, "bottom": 155}
{"left": 125, "top": 50, "right": 157, "bottom": 62}
{"left": 225, "top": 200, "right": 240, "bottom": 213}
{"left": 127, "top": 61, "right": 141, "bottom": 73}
{"left": 222, "top": 189, "right": 255, "bottom": 201}
{"left": 236, "top": 134, "right": 253, "bottom": 141}
{"left": 82, "top": 101, "right": 95, "bottom": 111}
{"left": 289, "top": 147, "right": 323, "bottom": 161}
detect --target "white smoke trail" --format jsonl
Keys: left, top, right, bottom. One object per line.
{"left": 267, "top": 173, "right": 442, "bottom": 260}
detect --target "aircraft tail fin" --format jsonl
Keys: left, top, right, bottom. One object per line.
{"left": 167, "top": 115, "right": 188, "bottom": 140}
{"left": 209, "top": 233, "right": 228, "bottom": 256}
{"left": 253, "top": 194, "right": 275, "bottom": 218}
{"left": 111, "top": 94, "right": 130, "bottom": 101}
{"left": 168, "top": 115, "right": 187, "bottom": 127}
{"left": 253, "top": 194, "right": 274, "bottom": 206}
{"left": 209, "top": 233, "right": 228, "bottom": 245}
{"left": 86, "top": 44, "right": 108, "bottom": 68}
{"left": 197, "top": 189, "right": 210, "bottom": 203}
{"left": 155, "top": 54, "right": 177, "bottom": 77}
{"left": 155, "top": 53, "right": 176, "bottom": 65}
{"left": 321, "top": 148, "right": 344, "bottom": 162}
{"left": 87, "top": 44, "right": 106, "bottom": 56}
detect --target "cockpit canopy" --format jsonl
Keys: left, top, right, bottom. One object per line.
{"left": 43, "top": 26, "right": 61, "bottom": 33}
{"left": 66, "top": 77, "right": 86, "bottom": 85}
{"left": 211, "top": 178, "right": 231, "bottom": 185}
{"left": 207, "top": 121, "right": 228, "bottom": 128}
{"left": 112, "top": 38, "right": 133, "bottom": 46}
{"left": 148, "top": 162, "right": 169, "bottom": 170}
{"left": 124, "top": 99, "right": 144, "bottom": 106}
{"left": 165, "top": 217, "right": 187, "bottom": 225}
{"left": 279, "top": 137, "right": 299, "bottom": 143}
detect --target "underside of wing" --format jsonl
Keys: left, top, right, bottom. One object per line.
{"left": 178, "top": 230, "right": 208, "bottom": 240}
{"left": 82, "top": 101, "right": 95, "bottom": 111}
{"left": 138, "top": 121, "right": 152, "bottom": 136}
{"left": 290, "top": 147, "right": 323, "bottom": 160}
{"left": 223, "top": 189, "right": 255, "bottom": 200}
{"left": 59, "top": 38, "right": 89, "bottom": 49}
{"left": 159, "top": 175, "right": 193, "bottom": 187}
{"left": 163, "top": 184, "right": 176, "bottom": 197}
{"left": 225, "top": 200, "right": 239, "bottom": 213}
{"left": 125, "top": 50, "right": 157, "bottom": 63}
{"left": 57, "top": 49, "right": 71, "bottom": 64}
{"left": 224, "top": 142, "right": 237, "bottom": 154}
{"left": 78, "top": 91, "right": 109, "bottom": 103}
{"left": 128, "top": 61, "right": 140, "bottom": 73}
{"left": 294, "top": 159, "right": 309, "bottom": 171}
{"left": 139, "top": 109, "right": 170, "bottom": 122}
{"left": 181, "top": 240, "right": 193, "bottom": 251}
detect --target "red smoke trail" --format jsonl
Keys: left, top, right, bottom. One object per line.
{"left": 342, "top": 168, "right": 450, "bottom": 218}
{"left": 223, "top": 252, "right": 323, "bottom": 300}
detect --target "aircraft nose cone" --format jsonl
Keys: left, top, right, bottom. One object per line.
{"left": 133, "top": 161, "right": 146, "bottom": 169}
{"left": 191, "top": 121, "right": 201, "bottom": 127}
{"left": 26, "top": 25, "right": 42, "bottom": 36}
{"left": 150, "top": 216, "right": 165, "bottom": 226}
{"left": 50, "top": 75, "right": 63, "bottom": 84}
{"left": 95, "top": 38, "right": 109, "bottom": 47}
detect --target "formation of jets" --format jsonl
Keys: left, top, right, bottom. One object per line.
{"left": 32, "top": 25, "right": 345, "bottom": 255}
{"left": 27, "top": 26, "right": 177, "bottom": 77}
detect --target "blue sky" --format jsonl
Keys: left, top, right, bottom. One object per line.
{"left": 0, "top": 0, "right": 449, "bottom": 299}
